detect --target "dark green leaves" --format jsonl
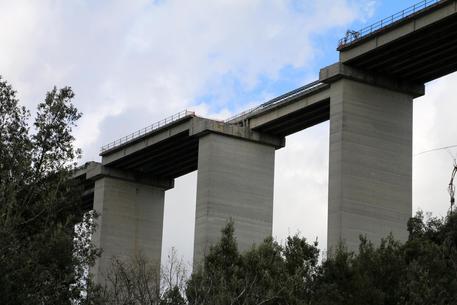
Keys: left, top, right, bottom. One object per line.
{"left": 0, "top": 77, "right": 98, "bottom": 305}
{"left": 187, "top": 213, "right": 457, "bottom": 305}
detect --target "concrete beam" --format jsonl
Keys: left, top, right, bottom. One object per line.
{"left": 248, "top": 87, "right": 331, "bottom": 130}
{"left": 101, "top": 117, "right": 284, "bottom": 178}
{"left": 101, "top": 119, "right": 192, "bottom": 166}
{"left": 320, "top": 63, "right": 425, "bottom": 98}
{"left": 86, "top": 163, "right": 174, "bottom": 190}
{"left": 190, "top": 117, "right": 285, "bottom": 148}
{"left": 193, "top": 133, "right": 275, "bottom": 266}
{"left": 328, "top": 78, "right": 413, "bottom": 253}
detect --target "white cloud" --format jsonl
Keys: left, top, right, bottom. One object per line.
{"left": 413, "top": 72, "right": 457, "bottom": 218}
{"left": 0, "top": 0, "right": 369, "bottom": 152}
{"left": 1, "top": 0, "right": 416, "bottom": 266}
{"left": 273, "top": 123, "right": 329, "bottom": 250}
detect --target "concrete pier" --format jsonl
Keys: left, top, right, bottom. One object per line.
{"left": 327, "top": 78, "right": 413, "bottom": 253}
{"left": 88, "top": 166, "right": 173, "bottom": 284}
{"left": 193, "top": 133, "right": 276, "bottom": 265}
{"left": 77, "top": 2, "right": 457, "bottom": 278}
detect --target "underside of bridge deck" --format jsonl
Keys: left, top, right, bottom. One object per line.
{"left": 251, "top": 99, "right": 330, "bottom": 137}
{"left": 342, "top": 5, "right": 457, "bottom": 83}
{"left": 106, "top": 131, "right": 199, "bottom": 179}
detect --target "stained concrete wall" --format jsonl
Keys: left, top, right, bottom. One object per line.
{"left": 328, "top": 78, "right": 413, "bottom": 253}
{"left": 193, "top": 133, "right": 275, "bottom": 266}
{"left": 91, "top": 176, "right": 165, "bottom": 284}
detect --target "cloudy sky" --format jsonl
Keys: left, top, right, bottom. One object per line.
{"left": 1, "top": 0, "right": 457, "bottom": 266}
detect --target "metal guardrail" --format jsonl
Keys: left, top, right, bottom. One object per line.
{"left": 338, "top": 0, "right": 443, "bottom": 49}
{"left": 100, "top": 110, "right": 195, "bottom": 153}
{"left": 225, "top": 80, "right": 324, "bottom": 123}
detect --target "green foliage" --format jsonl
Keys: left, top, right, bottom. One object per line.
{"left": 0, "top": 77, "right": 99, "bottom": 305}
{"left": 186, "top": 213, "right": 457, "bottom": 305}
{"left": 186, "top": 220, "right": 320, "bottom": 305}
{"left": 399, "top": 212, "right": 457, "bottom": 305}
{"left": 312, "top": 236, "right": 405, "bottom": 305}
{"left": 160, "top": 286, "right": 186, "bottom": 305}
{"left": 311, "top": 212, "right": 457, "bottom": 305}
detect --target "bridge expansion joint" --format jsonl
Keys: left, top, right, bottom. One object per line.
{"left": 85, "top": 162, "right": 174, "bottom": 190}
{"left": 319, "top": 62, "right": 425, "bottom": 98}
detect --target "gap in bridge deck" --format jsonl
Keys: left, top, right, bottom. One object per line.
{"left": 273, "top": 122, "right": 329, "bottom": 253}
{"left": 161, "top": 171, "right": 197, "bottom": 268}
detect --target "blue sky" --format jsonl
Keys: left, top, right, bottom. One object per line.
{"left": 1, "top": 0, "right": 456, "bottom": 267}
{"left": 193, "top": 0, "right": 426, "bottom": 115}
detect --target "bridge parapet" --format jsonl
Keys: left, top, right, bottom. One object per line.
{"left": 338, "top": 0, "right": 446, "bottom": 50}
{"left": 100, "top": 115, "right": 284, "bottom": 180}
{"left": 338, "top": 0, "right": 457, "bottom": 84}
{"left": 101, "top": 110, "right": 195, "bottom": 155}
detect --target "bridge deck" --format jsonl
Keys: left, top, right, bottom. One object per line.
{"left": 93, "top": 0, "right": 457, "bottom": 184}
{"left": 247, "top": 84, "right": 330, "bottom": 137}
{"left": 340, "top": 0, "right": 457, "bottom": 83}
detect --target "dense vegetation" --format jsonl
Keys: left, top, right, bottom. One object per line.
{"left": 187, "top": 212, "right": 457, "bottom": 305}
{"left": 0, "top": 77, "right": 98, "bottom": 305}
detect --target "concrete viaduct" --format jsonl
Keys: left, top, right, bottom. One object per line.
{"left": 76, "top": 0, "right": 457, "bottom": 284}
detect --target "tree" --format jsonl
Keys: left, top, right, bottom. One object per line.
{"left": 310, "top": 212, "right": 457, "bottom": 305}
{"left": 399, "top": 211, "right": 457, "bottom": 304}
{"left": 186, "top": 221, "right": 320, "bottom": 305}
{"left": 186, "top": 212, "right": 457, "bottom": 305}
{"left": 0, "top": 77, "right": 99, "bottom": 305}
{"left": 311, "top": 236, "right": 405, "bottom": 305}
{"left": 97, "top": 248, "right": 188, "bottom": 305}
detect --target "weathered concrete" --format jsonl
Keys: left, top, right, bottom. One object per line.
{"left": 319, "top": 63, "right": 425, "bottom": 98}
{"left": 339, "top": 0, "right": 457, "bottom": 61}
{"left": 90, "top": 167, "right": 172, "bottom": 284}
{"left": 190, "top": 117, "right": 285, "bottom": 148}
{"left": 100, "top": 116, "right": 283, "bottom": 180}
{"left": 248, "top": 86, "right": 331, "bottom": 135}
{"left": 193, "top": 133, "right": 275, "bottom": 266}
{"left": 74, "top": 2, "right": 457, "bottom": 274}
{"left": 327, "top": 78, "right": 413, "bottom": 253}
{"left": 338, "top": 1, "right": 457, "bottom": 83}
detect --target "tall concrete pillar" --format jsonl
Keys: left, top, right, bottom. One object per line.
{"left": 88, "top": 166, "right": 173, "bottom": 284}
{"left": 193, "top": 133, "right": 276, "bottom": 265}
{"left": 328, "top": 78, "right": 413, "bottom": 253}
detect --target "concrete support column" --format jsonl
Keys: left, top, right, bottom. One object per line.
{"left": 328, "top": 78, "right": 413, "bottom": 253}
{"left": 90, "top": 169, "right": 171, "bottom": 284}
{"left": 193, "top": 133, "right": 275, "bottom": 266}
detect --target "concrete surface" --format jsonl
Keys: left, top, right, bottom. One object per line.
{"left": 339, "top": 0, "right": 457, "bottom": 61}
{"left": 193, "top": 133, "right": 276, "bottom": 266}
{"left": 327, "top": 78, "right": 413, "bottom": 253}
{"left": 77, "top": 0, "right": 457, "bottom": 272}
{"left": 91, "top": 175, "right": 167, "bottom": 284}
{"left": 100, "top": 116, "right": 283, "bottom": 180}
{"left": 339, "top": 1, "right": 457, "bottom": 83}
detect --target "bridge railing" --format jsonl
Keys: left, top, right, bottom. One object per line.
{"left": 100, "top": 110, "right": 195, "bottom": 153}
{"left": 338, "top": 0, "right": 443, "bottom": 49}
{"left": 225, "top": 80, "right": 324, "bottom": 123}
